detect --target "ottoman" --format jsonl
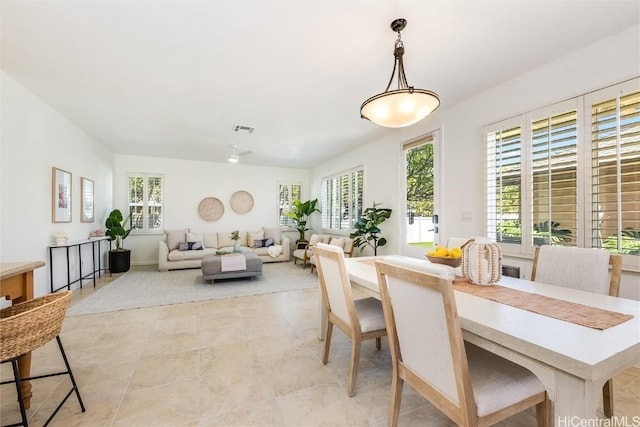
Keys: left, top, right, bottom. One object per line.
{"left": 201, "top": 253, "right": 263, "bottom": 283}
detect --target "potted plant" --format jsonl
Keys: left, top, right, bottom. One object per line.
{"left": 350, "top": 202, "right": 392, "bottom": 256}
{"left": 230, "top": 230, "right": 241, "bottom": 253}
{"left": 105, "top": 209, "right": 132, "bottom": 273}
{"left": 285, "top": 199, "right": 320, "bottom": 243}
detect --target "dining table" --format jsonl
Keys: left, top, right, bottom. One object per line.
{"left": 332, "top": 255, "right": 640, "bottom": 426}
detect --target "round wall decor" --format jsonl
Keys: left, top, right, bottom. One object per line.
{"left": 198, "top": 197, "right": 224, "bottom": 221}
{"left": 230, "top": 190, "right": 254, "bottom": 214}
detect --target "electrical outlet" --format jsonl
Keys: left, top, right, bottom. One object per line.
{"left": 462, "top": 211, "right": 472, "bottom": 222}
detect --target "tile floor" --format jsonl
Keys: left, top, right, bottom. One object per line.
{"left": 1, "top": 265, "right": 639, "bottom": 426}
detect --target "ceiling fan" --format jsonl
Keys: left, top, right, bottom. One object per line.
{"left": 228, "top": 144, "right": 253, "bottom": 163}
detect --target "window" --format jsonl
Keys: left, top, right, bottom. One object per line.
{"left": 590, "top": 88, "right": 640, "bottom": 255}
{"left": 485, "top": 79, "right": 640, "bottom": 265}
{"left": 278, "top": 183, "right": 302, "bottom": 227}
{"left": 404, "top": 134, "right": 437, "bottom": 247}
{"left": 128, "top": 173, "right": 163, "bottom": 232}
{"left": 321, "top": 167, "right": 364, "bottom": 232}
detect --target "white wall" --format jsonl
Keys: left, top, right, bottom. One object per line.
{"left": 310, "top": 24, "right": 640, "bottom": 299}
{"left": 1, "top": 71, "right": 114, "bottom": 297}
{"left": 113, "top": 155, "right": 309, "bottom": 265}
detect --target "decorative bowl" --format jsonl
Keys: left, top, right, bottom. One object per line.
{"left": 426, "top": 255, "right": 462, "bottom": 268}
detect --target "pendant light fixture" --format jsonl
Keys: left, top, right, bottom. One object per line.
{"left": 360, "top": 18, "right": 440, "bottom": 128}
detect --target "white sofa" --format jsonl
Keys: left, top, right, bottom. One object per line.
{"left": 158, "top": 227, "right": 290, "bottom": 271}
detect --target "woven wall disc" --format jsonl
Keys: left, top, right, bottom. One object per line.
{"left": 198, "top": 197, "right": 224, "bottom": 221}
{"left": 230, "top": 191, "right": 254, "bottom": 214}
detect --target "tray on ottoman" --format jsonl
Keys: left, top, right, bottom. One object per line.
{"left": 201, "top": 253, "right": 263, "bottom": 283}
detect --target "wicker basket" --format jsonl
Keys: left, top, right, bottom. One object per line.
{"left": 426, "top": 255, "right": 462, "bottom": 268}
{"left": 0, "top": 291, "right": 71, "bottom": 362}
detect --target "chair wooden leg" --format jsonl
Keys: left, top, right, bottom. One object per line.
{"left": 535, "top": 394, "right": 551, "bottom": 427}
{"left": 310, "top": 265, "right": 315, "bottom": 273}
{"left": 322, "top": 321, "right": 333, "bottom": 365}
{"left": 347, "top": 337, "right": 362, "bottom": 397}
{"left": 603, "top": 379, "right": 614, "bottom": 418}
{"left": 389, "top": 371, "right": 403, "bottom": 427}
{"left": 376, "top": 336, "right": 381, "bottom": 350}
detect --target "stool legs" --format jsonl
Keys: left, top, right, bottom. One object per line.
{"left": 8, "top": 358, "right": 29, "bottom": 427}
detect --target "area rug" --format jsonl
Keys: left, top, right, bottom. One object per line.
{"left": 67, "top": 262, "right": 318, "bottom": 316}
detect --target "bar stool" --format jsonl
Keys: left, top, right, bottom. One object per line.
{"left": 0, "top": 291, "right": 85, "bottom": 427}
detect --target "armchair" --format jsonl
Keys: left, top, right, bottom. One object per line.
{"left": 292, "top": 234, "right": 330, "bottom": 268}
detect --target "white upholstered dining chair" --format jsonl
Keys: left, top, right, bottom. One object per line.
{"left": 376, "top": 259, "right": 550, "bottom": 427}
{"left": 531, "top": 245, "right": 622, "bottom": 418}
{"left": 314, "top": 243, "right": 387, "bottom": 397}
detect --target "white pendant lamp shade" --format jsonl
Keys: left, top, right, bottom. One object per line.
{"left": 360, "top": 89, "right": 440, "bottom": 128}
{"left": 361, "top": 18, "right": 440, "bottom": 128}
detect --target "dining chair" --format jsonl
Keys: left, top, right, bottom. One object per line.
{"left": 314, "top": 243, "right": 387, "bottom": 397}
{"left": 531, "top": 245, "right": 622, "bottom": 418}
{"left": 0, "top": 291, "right": 85, "bottom": 426}
{"left": 309, "top": 237, "right": 354, "bottom": 273}
{"left": 376, "top": 259, "right": 549, "bottom": 427}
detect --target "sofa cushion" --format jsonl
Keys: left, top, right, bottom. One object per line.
{"left": 203, "top": 232, "right": 218, "bottom": 249}
{"left": 166, "top": 229, "right": 189, "bottom": 250}
{"left": 249, "top": 231, "right": 264, "bottom": 247}
{"left": 262, "top": 227, "right": 282, "bottom": 244}
{"left": 187, "top": 232, "right": 203, "bottom": 242}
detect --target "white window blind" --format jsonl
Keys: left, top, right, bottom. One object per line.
{"left": 128, "top": 173, "right": 163, "bottom": 232}
{"left": 321, "top": 167, "right": 364, "bottom": 231}
{"left": 591, "top": 89, "right": 640, "bottom": 255}
{"left": 485, "top": 78, "right": 640, "bottom": 265}
{"left": 486, "top": 125, "right": 523, "bottom": 245}
{"left": 531, "top": 110, "right": 578, "bottom": 246}
{"left": 278, "top": 183, "right": 302, "bottom": 227}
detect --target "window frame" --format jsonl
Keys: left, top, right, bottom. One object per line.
{"left": 127, "top": 172, "right": 164, "bottom": 235}
{"left": 484, "top": 78, "right": 640, "bottom": 270}
{"left": 320, "top": 166, "right": 364, "bottom": 234}
{"left": 278, "top": 182, "right": 303, "bottom": 229}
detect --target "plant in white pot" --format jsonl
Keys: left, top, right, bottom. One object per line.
{"left": 105, "top": 209, "right": 132, "bottom": 273}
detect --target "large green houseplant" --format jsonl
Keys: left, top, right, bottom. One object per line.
{"left": 105, "top": 209, "right": 132, "bottom": 273}
{"left": 350, "top": 202, "right": 392, "bottom": 255}
{"left": 285, "top": 199, "right": 320, "bottom": 242}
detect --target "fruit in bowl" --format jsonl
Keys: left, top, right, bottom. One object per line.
{"left": 426, "top": 246, "right": 462, "bottom": 268}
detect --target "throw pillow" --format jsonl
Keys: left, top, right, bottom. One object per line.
{"left": 262, "top": 227, "right": 282, "bottom": 244}
{"left": 166, "top": 229, "right": 189, "bottom": 250}
{"left": 249, "top": 231, "right": 264, "bottom": 248}
{"left": 329, "top": 238, "right": 345, "bottom": 249}
{"left": 178, "top": 241, "right": 204, "bottom": 251}
{"left": 189, "top": 241, "right": 204, "bottom": 250}
{"left": 254, "top": 238, "right": 274, "bottom": 248}
{"left": 308, "top": 234, "right": 321, "bottom": 246}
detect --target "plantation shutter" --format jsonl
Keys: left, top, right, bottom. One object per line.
{"left": 531, "top": 109, "right": 578, "bottom": 246}
{"left": 591, "top": 89, "right": 640, "bottom": 254}
{"left": 486, "top": 124, "right": 523, "bottom": 244}
{"left": 321, "top": 167, "right": 364, "bottom": 231}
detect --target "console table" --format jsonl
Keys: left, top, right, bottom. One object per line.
{"left": 49, "top": 237, "right": 110, "bottom": 293}
{"left": 0, "top": 260, "right": 45, "bottom": 409}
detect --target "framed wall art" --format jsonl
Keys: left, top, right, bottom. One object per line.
{"left": 52, "top": 167, "right": 72, "bottom": 223}
{"left": 80, "top": 177, "right": 94, "bottom": 222}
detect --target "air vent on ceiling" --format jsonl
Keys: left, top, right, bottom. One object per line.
{"left": 233, "top": 125, "right": 254, "bottom": 133}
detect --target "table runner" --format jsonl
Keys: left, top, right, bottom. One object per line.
{"left": 452, "top": 278, "right": 633, "bottom": 330}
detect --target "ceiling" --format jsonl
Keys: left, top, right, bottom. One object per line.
{"left": 2, "top": 1, "right": 638, "bottom": 169}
